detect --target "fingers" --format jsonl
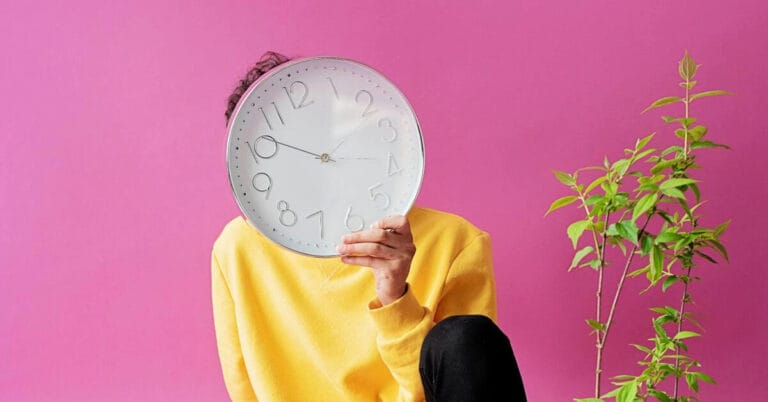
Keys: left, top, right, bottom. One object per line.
{"left": 342, "top": 227, "right": 396, "bottom": 247}
{"left": 337, "top": 241, "right": 399, "bottom": 259}
{"left": 372, "top": 215, "right": 411, "bottom": 236}
{"left": 339, "top": 255, "right": 384, "bottom": 269}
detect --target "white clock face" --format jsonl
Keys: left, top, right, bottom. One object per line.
{"left": 226, "top": 57, "right": 425, "bottom": 257}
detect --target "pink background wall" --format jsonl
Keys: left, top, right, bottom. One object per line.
{"left": 2, "top": 0, "right": 766, "bottom": 400}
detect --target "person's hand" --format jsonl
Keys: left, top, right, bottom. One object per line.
{"left": 337, "top": 215, "right": 416, "bottom": 306}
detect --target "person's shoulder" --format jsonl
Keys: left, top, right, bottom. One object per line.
{"left": 408, "top": 206, "right": 488, "bottom": 247}
{"left": 212, "top": 215, "right": 260, "bottom": 256}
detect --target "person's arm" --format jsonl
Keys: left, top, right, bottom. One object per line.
{"left": 368, "top": 285, "right": 433, "bottom": 401}
{"left": 433, "top": 232, "right": 497, "bottom": 321}
{"left": 339, "top": 217, "right": 496, "bottom": 401}
{"left": 211, "top": 249, "right": 259, "bottom": 402}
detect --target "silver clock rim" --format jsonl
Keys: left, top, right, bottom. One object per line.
{"left": 224, "top": 55, "right": 425, "bottom": 258}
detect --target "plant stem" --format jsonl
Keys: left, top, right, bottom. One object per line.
{"left": 594, "top": 211, "right": 610, "bottom": 398}
{"left": 600, "top": 215, "right": 653, "bottom": 362}
{"left": 684, "top": 77, "right": 690, "bottom": 158}
{"left": 672, "top": 265, "right": 693, "bottom": 400}
{"left": 674, "top": 70, "right": 694, "bottom": 401}
{"left": 576, "top": 187, "right": 609, "bottom": 398}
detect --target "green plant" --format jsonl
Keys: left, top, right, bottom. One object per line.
{"left": 546, "top": 52, "right": 731, "bottom": 402}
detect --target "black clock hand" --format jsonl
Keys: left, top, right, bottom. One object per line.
{"left": 271, "top": 138, "right": 336, "bottom": 162}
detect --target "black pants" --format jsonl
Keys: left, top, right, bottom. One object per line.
{"left": 419, "top": 315, "right": 527, "bottom": 402}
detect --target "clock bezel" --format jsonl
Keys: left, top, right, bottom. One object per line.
{"left": 224, "top": 56, "right": 426, "bottom": 257}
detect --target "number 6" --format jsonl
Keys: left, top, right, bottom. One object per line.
{"left": 345, "top": 206, "right": 365, "bottom": 232}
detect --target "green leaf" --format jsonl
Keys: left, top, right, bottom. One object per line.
{"left": 615, "top": 220, "right": 639, "bottom": 245}
{"left": 611, "top": 159, "right": 631, "bottom": 177}
{"left": 661, "top": 145, "right": 684, "bottom": 156}
{"left": 652, "top": 158, "right": 678, "bottom": 174}
{"left": 586, "top": 319, "right": 605, "bottom": 331}
{"left": 647, "top": 389, "right": 674, "bottom": 402}
{"left": 633, "top": 193, "right": 658, "bottom": 222}
{"left": 650, "top": 245, "right": 664, "bottom": 284}
{"left": 689, "top": 182, "right": 701, "bottom": 203}
{"left": 641, "top": 235, "right": 653, "bottom": 255}
{"left": 661, "top": 186, "right": 686, "bottom": 200}
{"left": 690, "top": 140, "right": 731, "bottom": 150}
{"left": 585, "top": 176, "right": 607, "bottom": 195}
{"left": 567, "top": 220, "right": 590, "bottom": 249}
{"left": 656, "top": 229, "right": 682, "bottom": 244}
{"left": 695, "top": 250, "right": 718, "bottom": 264}
{"left": 659, "top": 178, "right": 698, "bottom": 190}
{"left": 643, "top": 96, "right": 683, "bottom": 113}
{"left": 689, "top": 125, "right": 708, "bottom": 141}
{"left": 694, "top": 371, "right": 716, "bottom": 384}
{"left": 714, "top": 220, "right": 731, "bottom": 236}
{"left": 708, "top": 239, "right": 730, "bottom": 262}
{"left": 580, "top": 259, "right": 602, "bottom": 270}
{"left": 584, "top": 195, "right": 603, "bottom": 206}
{"left": 633, "top": 148, "right": 655, "bottom": 162}
{"left": 601, "top": 181, "right": 619, "bottom": 198}
{"left": 661, "top": 115, "right": 678, "bottom": 123}
{"left": 627, "top": 265, "right": 649, "bottom": 278}
{"left": 689, "top": 90, "right": 732, "bottom": 102}
{"left": 680, "top": 117, "right": 697, "bottom": 127}
{"left": 635, "top": 133, "right": 655, "bottom": 151}
{"left": 615, "top": 380, "right": 638, "bottom": 402}
{"left": 553, "top": 170, "right": 575, "bottom": 186}
{"left": 686, "top": 372, "right": 699, "bottom": 393}
{"left": 570, "top": 246, "right": 594, "bottom": 271}
{"left": 662, "top": 275, "right": 679, "bottom": 292}
{"left": 679, "top": 50, "right": 698, "bottom": 80}
{"left": 546, "top": 195, "right": 578, "bottom": 216}
{"left": 631, "top": 343, "right": 652, "bottom": 354}
{"left": 674, "top": 330, "right": 701, "bottom": 340}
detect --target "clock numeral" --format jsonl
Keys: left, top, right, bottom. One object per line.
{"left": 306, "top": 210, "right": 324, "bottom": 239}
{"left": 345, "top": 206, "right": 365, "bottom": 232}
{"left": 251, "top": 172, "right": 272, "bottom": 199}
{"left": 245, "top": 140, "right": 260, "bottom": 164}
{"left": 259, "top": 103, "right": 284, "bottom": 131}
{"left": 283, "top": 81, "right": 314, "bottom": 110}
{"left": 368, "top": 183, "right": 391, "bottom": 210}
{"left": 255, "top": 135, "right": 278, "bottom": 158}
{"left": 378, "top": 118, "right": 398, "bottom": 142}
{"left": 326, "top": 77, "right": 340, "bottom": 100}
{"left": 277, "top": 200, "right": 297, "bottom": 227}
{"left": 387, "top": 152, "right": 402, "bottom": 177}
{"left": 355, "top": 90, "right": 377, "bottom": 117}
{"left": 246, "top": 135, "right": 279, "bottom": 164}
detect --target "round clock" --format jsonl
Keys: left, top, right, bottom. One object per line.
{"left": 225, "top": 56, "right": 425, "bottom": 257}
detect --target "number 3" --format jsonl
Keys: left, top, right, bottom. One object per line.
{"left": 378, "top": 118, "right": 398, "bottom": 142}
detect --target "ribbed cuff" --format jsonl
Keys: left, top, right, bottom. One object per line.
{"left": 368, "top": 284, "right": 426, "bottom": 340}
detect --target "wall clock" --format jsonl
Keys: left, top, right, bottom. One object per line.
{"left": 226, "top": 57, "right": 425, "bottom": 257}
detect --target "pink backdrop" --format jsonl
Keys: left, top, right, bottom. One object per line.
{"left": 2, "top": 0, "right": 767, "bottom": 400}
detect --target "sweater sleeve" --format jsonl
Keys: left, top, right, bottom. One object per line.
{"left": 368, "top": 231, "right": 497, "bottom": 402}
{"left": 211, "top": 249, "right": 259, "bottom": 402}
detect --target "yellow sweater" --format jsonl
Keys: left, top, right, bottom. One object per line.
{"left": 211, "top": 206, "right": 497, "bottom": 402}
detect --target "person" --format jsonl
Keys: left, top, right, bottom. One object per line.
{"left": 212, "top": 51, "right": 527, "bottom": 402}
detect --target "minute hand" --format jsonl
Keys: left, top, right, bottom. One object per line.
{"left": 274, "top": 139, "right": 336, "bottom": 162}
